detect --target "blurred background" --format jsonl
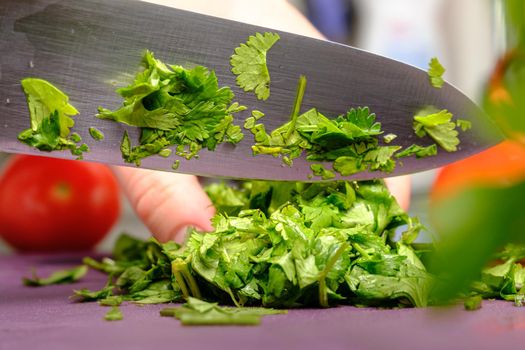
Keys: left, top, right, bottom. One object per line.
{"left": 0, "top": 0, "right": 503, "bottom": 254}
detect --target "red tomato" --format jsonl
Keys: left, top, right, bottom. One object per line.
{"left": 430, "top": 140, "right": 525, "bottom": 203}
{"left": 0, "top": 155, "right": 121, "bottom": 252}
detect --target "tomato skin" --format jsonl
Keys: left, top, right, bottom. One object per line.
{"left": 0, "top": 155, "right": 121, "bottom": 252}
{"left": 430, "top": 140, "right": 525, "bottom": 203}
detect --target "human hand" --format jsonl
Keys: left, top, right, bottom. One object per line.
{"left": 116, "top": 0, "right": 411, "bottom": 243}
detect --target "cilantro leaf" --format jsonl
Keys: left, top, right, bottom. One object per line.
{"left": 310, "top": 164, "right": 336, "bottom": 180}
{"left": 89, "top": 127, "right": 105, "bottom": 141}
{"left": 104, "top": 306, "right": 123, "bottom": 321}
{"left": 18, "top": 78, "right": 87, "bottom": 157}
{"left": 464, "top": 295, "right": 482, "bottom": 310}
{"left": 98, "top": 51, "right": 245, "bottom": 165}
{"left": 22, "top": 265, "right": 88, "bottom": 287}
{"left": 160, "top": 297, "right": 286, "bottom": 326}
{"left": 245, "top": 77, "right": 401, "bottom": 176}
{"left": 428, "top": 57, "right": 445, "bottom": 88}
{"left": 413, "top": 108, "right": 459, "bottom": 152}
{"left": 396, "top": 144, "right": 437, "bottom": 159}
{"left": 231, "top": 32, "right": 281, "bottom": 100}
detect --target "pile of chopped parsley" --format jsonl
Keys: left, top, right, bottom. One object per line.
{"left": 25, "top": 179, "right": 525, "bottom": 324}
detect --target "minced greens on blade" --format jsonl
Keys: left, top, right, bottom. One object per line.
{"left": 97, "top": 50, "right": 245, "bottom": 166}
{"left": 18, "top": 78, "right": 89, "bottom": 158}
{"left": 245, "top": 76, "right": 401, "bottom": 176}
{"left": 428, "top": 57, "right": 446, "bottom": 89}
{"left": 413, "top": 107, "right": 464, "bottom": 153}
{"left": 231, "top": 32, "right": 281, "bottom": 100}
{"left": 89, "top": 127, "right": 105, "bottom": 141}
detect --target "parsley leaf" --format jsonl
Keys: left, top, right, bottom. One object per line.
{"left": 428, "top": 57, "right": 445, "bottom": 88}
{"left": 231, "top": 32, "right": 281, "bottom": 100}
{"left": 18, "top": 78, "right": 88, "bottom": 157}
{"left": 22, "top": 265, "right": 88, "bottom": 287}
{"left": 245, "top": 77, "right": 402, "bottom": 177}
{"left": 160, "top": 297, "right": 286, "bottom": 326}
{"left": 396, "top": 144, "right": 437, "bottom": 159}
{"left": 104, "top": 306, "right": 123, "bottom": 321}
{"left": 89, "top": 127, "right": 105, "bottom": 141}
{"left": 464, "top": 295, "right": 482, "bottom": 310}
{"left": 413, "top": 107, "right": 459, "bottom": 152}
{"left": 98, "top": 51, "right": 245, "bottom": 166}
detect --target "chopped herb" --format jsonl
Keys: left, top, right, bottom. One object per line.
{"left": 172, "top": 160, "right": 181, "bottom": 170}
{"left": 383, "top": 133, "right": 397, "bottom": 144}
{"left": 245, "top": 77, "right": 402, "bottom": 176}
{"left": 98, "top": 50, "right": 245, "bottom": 166}
{"left": 104, "top": 306, "right": 123, "bottom": 321}
{"left": 22, "top": 265, "right": 88, "bottom": 287}
{"left": 310, "top": 164, "right": 336, "bottom": 180}
{"left": 464, "top": 295, "right": 482, "bottom": 311}
{"left": 160, "top": 297, "right": 286, "bottom": 326}
{"left": 71, "top": 180, "right": 432, "bottom": 309}
{"left": 99, "top": 296, "right": 123, "bottom": 307}
{"left": 456, "top": 119, "right": 472, "bottom": 131}
{"left": 428, "top": 57, "right": 445, "bottom": 89}
{"left": 396, "top": 144, "right": 437, "bottom": 159}
{"left": 413, "top": 107, "right": 459, "bottom": 152}
{"left": 70, "top": 133, "right": 82, "bottom": 143}
{"left": 89, "top": 127, "right": 105, "bottom": 141}
{"left": 158, "top": 149, "right": 172, "bottom": 158}
{"left": 18, "top": 78, "right": 88, "bottom": 157}
{"left": 231, "top": 32, "right": 281, "bottom": 100}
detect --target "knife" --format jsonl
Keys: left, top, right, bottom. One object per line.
{"left": 0, "top": 0, "right": 499, "bottom": 181}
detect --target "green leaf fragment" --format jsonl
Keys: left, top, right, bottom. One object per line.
{"left": 456, "top": 119, "right": 472, "bottom": 132}
{"left": 89, "top": 127, "right": 105, "bottom": 141}
{"left": 414, "top": 108, "right": 460, "bottom": 152}
{"left": 383, "top": 133, "right": 397, "bottom": 144}
{"left": 23, "top": 265, "right": 88, "bottom": 287}
{"left": 18, "top": 78, "right": 87, "bottom": 157}
{"left": 98, "top": 50, "right": 245, "bottom": 166}
{"left": 158, "top": 148, "right": 172, "bottom": 158}
{"left": 104, "top": 306, "right": 123, "bottom": 321}
{"left": 231, "top": 32, "right": 281, "bottom": 100}
{"left": 310, "top": 164, "right": 336, "bottom": 180}
{"left": 160, "top": 297, "right": 286, "bottom": 326}
{"left": 396, "top": 144, "right": 437, "bottom": 159}
{"left": 464, "top": 295, "right": 482, "bottom": 311}
{"left": 428, "top": 57, "right": 445, "bottom": 88}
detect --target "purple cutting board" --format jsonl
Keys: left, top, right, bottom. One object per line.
{"left": 1, "top": 254, "right": 525, "bottom": 350}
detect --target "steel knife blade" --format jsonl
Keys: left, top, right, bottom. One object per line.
{"left": 0, "top": 0, "right": 500, "bottom": 181}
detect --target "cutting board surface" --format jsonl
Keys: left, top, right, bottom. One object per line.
{"left": 1, "top": 254, "right": 525, "bottom": 350}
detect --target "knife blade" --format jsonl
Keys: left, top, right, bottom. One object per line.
{"left": 0, "top": 0, "right": 500, "bottom": 181}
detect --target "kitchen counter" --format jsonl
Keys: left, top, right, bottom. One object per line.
{"left": 1, "top": 254, "right": 524, "bottom": 350}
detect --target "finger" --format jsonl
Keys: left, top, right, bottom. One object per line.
{"left": 114, "top": 166, "right": 215, "bottom": 243}
{"left": 385, "top": 176, "right": 412, "bottom": 211}
{"left": 143, "top": 0, "right": 323, "bottom": 38}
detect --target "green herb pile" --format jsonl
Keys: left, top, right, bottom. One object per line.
{"left": 97, "top": 50, "right": 245, "bottom": 165}
{"left": 71, "top": 179, "right": 432, "bottom": 309}
{"left": 24, "top": 179, "right": 525, "bottom": 322}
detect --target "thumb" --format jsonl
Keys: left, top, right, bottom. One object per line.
{"left": 114, "top": 166, "right": 215, "bottom": 243}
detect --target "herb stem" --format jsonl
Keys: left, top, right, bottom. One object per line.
{"left": 284, "top": 75, "right": 307, "bottom": 141}
{"left": 352, "top": 243, "right": 371, "bottom": 260}
{"left": 318, "top": 243, "right": 349, "bottom": 308}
